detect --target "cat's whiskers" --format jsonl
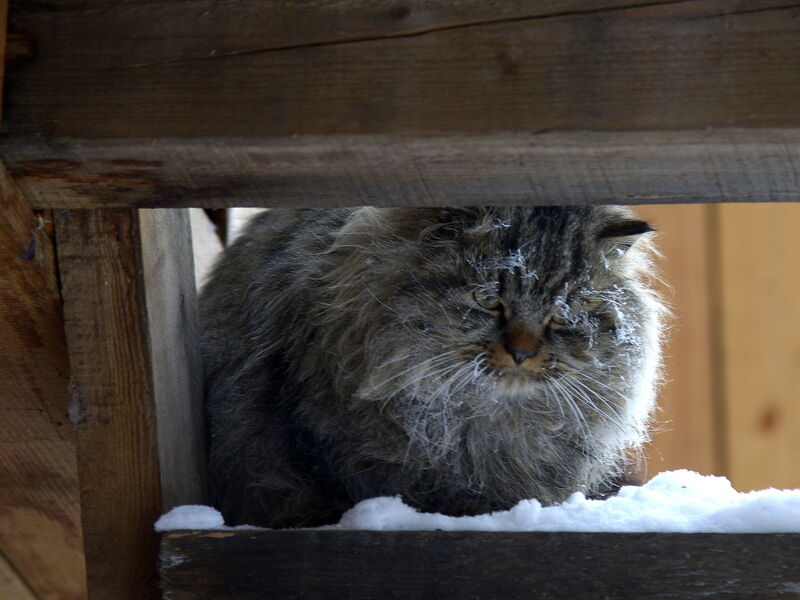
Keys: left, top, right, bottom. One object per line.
{"left": 398, "top": 356, "right": 494, "bottom": 460}
{"left": 397, "top": 361, "right": 466, "bottom": 402}
{"left": 544, "top": 378, "right": 590, "bottom": 436}
{"left": 572, "top": 369, "right": 629, "bottom": 402}
{"left": 556, "top": 375, "right": 626, "bottom": 432}
{"left": 370, "top": 350, "right": 463, "bottom": 396}
{"left": 563, "top": 374, "right": 623, "bottom": 417}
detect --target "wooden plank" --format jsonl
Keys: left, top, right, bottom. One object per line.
{"left": 160, "top": 530, "right": 800, "bottom": 599}
{"left": 0, "top": 551, "right": 37, "bottom": 600}
{"left": 0, "top": 165, "right": 86, "bottom": 600}
{"left": 139, "top": 209, "right": 207, "bottom": 508}
{"left": 3, "top": 129, "right": 800, "bottom": 210}
{"left": 718, "top": 204, "right": 800, "bottom": 491}
{"left": 55, "top": 209, "right": 162, "bottom": 600}
{"left": 635, "top": 205, "right": 717, "bottom": 476}
{"left": 4, "top": 0, "right": 800, "bottom": 138}
{"left": 0, "top": 0, "right": 7, "bottom": 122}
{"left": 55, "top": 208, "right": 205, "bottom": 599}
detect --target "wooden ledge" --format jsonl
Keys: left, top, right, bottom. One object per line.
{"left": 2, "top": 128, "right": 800, "bottom": 210}
{"left": 160, "top": 530, "right": 800, "bottom": 599}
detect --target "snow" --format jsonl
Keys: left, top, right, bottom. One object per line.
{"left": 155, "top": 470, "right": 800, "bottom": 533}
{"left": 155, "top": 505, "right": 224, "bottom": 532}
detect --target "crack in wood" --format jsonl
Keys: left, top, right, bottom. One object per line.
{"left": 687, "top": 1, "right": 800, "bottom": 19}
{"left": 122, "top": 0, "right": 697, "bottom": 69}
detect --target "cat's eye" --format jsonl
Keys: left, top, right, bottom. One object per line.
{"left": 549, "top": 313, "right": 570, "bottom": 327}
{"left": 473, "top": 288, "right": 502, "bottom": 310}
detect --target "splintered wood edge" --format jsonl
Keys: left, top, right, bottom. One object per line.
{"left": 158, "top": 530, "right": 800, "bottom": 599}
{"left": 3, "top": 129, "right": 800, "bottom": 209}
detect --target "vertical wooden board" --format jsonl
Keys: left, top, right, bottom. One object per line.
{"left": 635, "top": 205, "right": 717, "bottom": 478}
{"left": 718, "top": 204, "right": 800, "bottom": 491}
{"left": 139, "top": 208, "right": 207, "bottom": 508}
{"left": 0, "top": 0, "right": 7, "bottom": 122}
{"left": 0, "top": 165, "right": 86, "bottom": 600}
{"left": 54, "top": 209, "right": 161, "bottom": 600}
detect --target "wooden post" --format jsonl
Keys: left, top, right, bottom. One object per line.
{"left": 55, "top": 208, "right": 205, "bottom": 599}
{"left": 139, "top": 209, "right": 207, "bottom": 509}
{"left": 0, "top": 166, "right": 87, "bottom": 598}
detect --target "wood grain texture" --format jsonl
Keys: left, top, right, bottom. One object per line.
{"left": 55, "top": 208, "right": 207, "bottom": 599}
{"left": 0, "top": 0, "right": 7, "bottom": 124}
{"left": 718, "top": 204, "right": 800, "bottom": 491}
{"left": 139, "top": 209, "right": 207, "bottom": 509}
{"left": 160, "top": 530, "right": 800, "bottom": 599}
{"left": 4, "top": 129, "right": 800, "bottom": 210}
{"left": 4, "top": 0, "right": 800, "bottom": 138}
{"left": 0, "top": 165, "right": 86, "bottom": 600}
{"left": 0, "top": 551, "right": 37, "bottom": 600}
{"left": 635, "top": 205, "right": 717, "bottom": 476}
{"left": 55, "top": 209, "right": 161, "bottom": 600}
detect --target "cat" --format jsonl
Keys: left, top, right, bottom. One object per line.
{"left": 200, "top": 206, "right": 663, "bottom": 528}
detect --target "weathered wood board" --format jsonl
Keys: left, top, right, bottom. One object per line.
{"left": 0, "top": 165, "right": 87, "bottom": 600}
{"left": 718, "top": 204, "right": 800, "bottom": 491}
{"left": 55, "top": 209, "right": 164, "bottom": 600}
{"left": 0, "top": 0, "right": 6, "bottom": 122}
{"left": 55, "top": 208, "right": 205, "bottom": 600}
{"left": 3, "top": 129, "right": 800, "bottom": 209}
{"left": 5, "top": 0, "right": 800, "bottom": 138}
{"left": 160, "top": 530, "right": 800, "bottom": 599}
{"left": 139, "top": 209, "right": 207, "bottom": 509}
{"left": 635, "top": 205, "right": 718, "bottom": 476}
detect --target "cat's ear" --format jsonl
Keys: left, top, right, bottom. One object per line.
{"left": 597, "top": 219, "right": 654, "bottom": 254}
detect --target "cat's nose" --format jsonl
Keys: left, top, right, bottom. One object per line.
{"left": 505, "top": 345, "right": 534, "bottom": 365}
{"left": 502, "top": 326, "right": 539, "bottom": 365}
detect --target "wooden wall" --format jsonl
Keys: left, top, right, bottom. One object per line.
{"left": 640, "top": 204, "right": 800, "bottom": 492}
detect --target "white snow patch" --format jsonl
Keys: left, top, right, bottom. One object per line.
{"left": 154, "top": 470, "right": 800, "bottom": 533}
{"left": 155, "top": 505, "right": 225, "bottom": 532}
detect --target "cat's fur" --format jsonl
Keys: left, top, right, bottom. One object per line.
{"left": 201, "top": 206, "right": 662, "bottom": 528}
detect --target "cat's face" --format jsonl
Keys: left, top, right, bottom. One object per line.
{"left": 327, "top": 207, "right": 660, "bottom": 451}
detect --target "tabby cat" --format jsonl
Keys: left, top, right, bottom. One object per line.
{"left": 201, "top": 206, "right": 662, "bottom": 528}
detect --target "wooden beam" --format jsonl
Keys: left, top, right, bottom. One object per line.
{"left": 55, "top": 208, "right": 205, "bottom": 600}
{"left": 160, "top": 530, "right": 800, "bottom": 599}
{"left": 3, "top": 129, "right": 800, "bottom": 210}
{"left": 4, "top": 0, "right": 800, "bottom": 138}
{"left": 0, "top": 164, "right": 87, "bottom": 600}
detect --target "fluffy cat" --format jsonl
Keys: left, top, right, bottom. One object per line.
{"left": 201, "top": 206, "right": 662, "bottom": 528}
